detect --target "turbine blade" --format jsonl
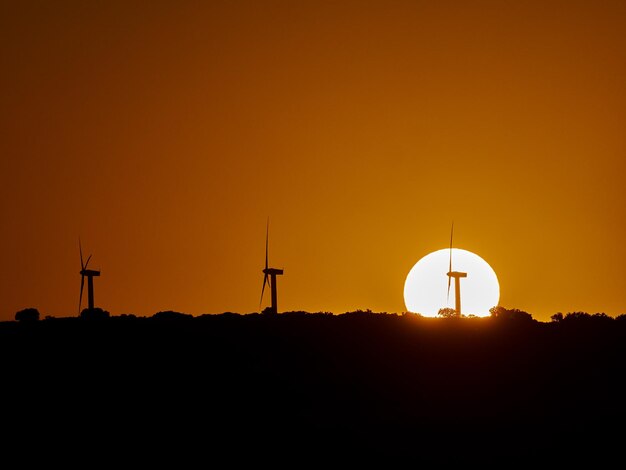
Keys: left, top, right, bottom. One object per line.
{"left": 449, "top": 221, "right": 454, "bottom": 263}
{"left": 85, "top": 254, "right": 92, "bottom": 270}
{"left": 79, "top": 275, "right": 85, "bottom": 315}
{"left": 449, "top": 221, "right": 454, "bottom": 273}
{"left": 447, "top": 222, "right": 453, "bottom": 302}
{"left": 265, "top": 217, "right": 269, "bottom": 270}
{"left": 260, "top": 274, "right": 268, "bottom": 308}
{"left": 79, "top": 238, "right": 84, "bottom": 269}
{"left": 449, "top": 221, "right": 454, "bottom": 249}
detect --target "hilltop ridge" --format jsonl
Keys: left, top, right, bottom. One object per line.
{"left": 2, "top": 310, "right": 624, "bottom": 465}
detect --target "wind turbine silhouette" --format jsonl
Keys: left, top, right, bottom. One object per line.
{"left": 260, "top": 219, "right": 283, "bottom": 314}
{"left": 79, "top": 239, "right": 100, "bottom": 315}
{"left": 446, "top": 222, "right": 467, "bottom": 317}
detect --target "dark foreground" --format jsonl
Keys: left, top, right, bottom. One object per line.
{"left": 2, "top": 312, "right": 626, "bottom": 465}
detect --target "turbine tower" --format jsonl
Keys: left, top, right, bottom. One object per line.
{"left": 79, "top": 239, "right": 101, "bottom": 315}
{"left": 260, "top": 219, "right": 283, "bottom": 314}
{"left": 447, "top": 222, "right": 467, "bottom": 317}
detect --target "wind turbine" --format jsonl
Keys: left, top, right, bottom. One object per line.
{"left": 260, "top": 219, "right": 283, "bottom": 314}
{"left": 79, "top": 239, "right": 101, "bottom": 315}
{"left": 447, "top": 222, "right": 467, "bottom": 317}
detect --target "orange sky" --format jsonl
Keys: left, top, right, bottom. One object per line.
{"left": 2, "top": 1, "right": 626, "bottom": 322}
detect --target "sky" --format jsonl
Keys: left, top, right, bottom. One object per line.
{"left": 1, "top": 0, "right": 626, "bottom": 322}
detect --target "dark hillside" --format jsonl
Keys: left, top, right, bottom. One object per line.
{"left": 2, "top": 312, "right": 625, "bottom": 465}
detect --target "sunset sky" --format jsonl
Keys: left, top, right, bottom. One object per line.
{"left": 2, "top": 1, "right": 626, "bottom": 322}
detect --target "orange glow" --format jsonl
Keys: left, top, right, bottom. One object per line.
{"left": 1, "top": 1, "right": 626, "bottom": 322}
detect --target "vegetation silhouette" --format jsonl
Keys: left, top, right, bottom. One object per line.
{"left": 1, "top": 307, "right": 625, "bottom": 464}
{"left": 79, "top": 306, "right": 110, "bottom": 320}
{"left": 437, "top": 307, "right": 457, "bottom": 318}
{"left": 15, "top": 307, "right": 39, "bottom": 322}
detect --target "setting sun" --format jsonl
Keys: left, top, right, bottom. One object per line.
{"left": 404, "top": 248, "right": 500, "bottom": 317}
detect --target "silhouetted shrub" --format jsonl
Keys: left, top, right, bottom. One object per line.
{"left": 437, "top": 307, "right": 457, "bottom": 318}
{"left": 80, "top": 307, "right": 110, "bottom": 320}
{"left": 489, "top": 306, "right": 504, "bottom": 318}
{"left": 282, "top": 310, "right": 309, "bottom": 317}
{"left": 219, "top": 312, "right": 240, "bottom": 317}
{"left": 564, "top": 311, "right": 591, "bottom": 321}
{"left": 592, "top": 312, "right": 612, "bottom": 321}
{"left": 561, "top": 311, "right": 613, "bottom": 326}
{"left": 551, "top": 312, "right": 564, "bottom": 322}
{"left": 15, "top": 308, "right": 40, "bottom": 322}
{"left": 152, "top": 310, "right": 193, "bottom": 320}
{"left": 339, "top": 309, "right": 375, "bottom": 317}
{"left": 489, "top": 306, "right": 534, "bottom": 323}
{"left": 261, "top": 306, "right": 277, "bottom": 315}
{"left": 403, "top": 311, "right": 422, "bottom": 317}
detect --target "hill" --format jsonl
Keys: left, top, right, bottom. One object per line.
{"left": 1, "top": 311, "right": 625, "bottom": 465}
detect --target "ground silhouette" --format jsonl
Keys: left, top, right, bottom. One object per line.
{"left": 1, "top": 309, "right": 625, "bottom": 465}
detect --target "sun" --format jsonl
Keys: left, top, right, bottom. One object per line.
{"left": 403, "top": 248, "right": 500, "bottom": 317}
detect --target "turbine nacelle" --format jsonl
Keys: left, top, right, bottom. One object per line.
{"left": 447, "top": 271, "right": 467, "bottom": 279}
{"left": 80, "top": 269, "right": 101, "bottom": 277}
{"left": 263, "top": 268, "right": 283, "bottom": 276}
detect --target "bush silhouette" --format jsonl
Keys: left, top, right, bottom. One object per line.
{"left": 490, "top": 306, "right": 534, "bottom": 322}
{"left": 437, "top": 307, "right": 457, "bottom": 318}
{"left": 80, "top": 307, "right": 110, "bottom": 320}
{"left": 15, "top": 308, "right": 40, "bottom": 322}
{"left": 152, "top": 310, "right": 193, "bottom": 320}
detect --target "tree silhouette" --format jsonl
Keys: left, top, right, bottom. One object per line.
{"left": 261, "top": 306, "right": 277, "bottom": 315}
{"left": 489, "top": 305, "right": 505, "bottom": 318}
{"left": 490, "top": 306, "right": 534, "bottom": 322}
{"left": 152, "top": 310, "right": 192, "bottom": 320}
{"left": 80, "top": 307, "right": 110, "bottom": 320}
{"left": 560, "top": 311, "right": 614, "bottom": 327}
{"left": 551, "top": 312, "right": 564, "bottom": 322}
{"left": 616, "top": 313, "right": 626, "bottom": 323}
{"left": 15, "top": 307, "right": 39, "bottom": 322}
{"left": 437, "top": 307, "right": 456, "bottom": 318}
